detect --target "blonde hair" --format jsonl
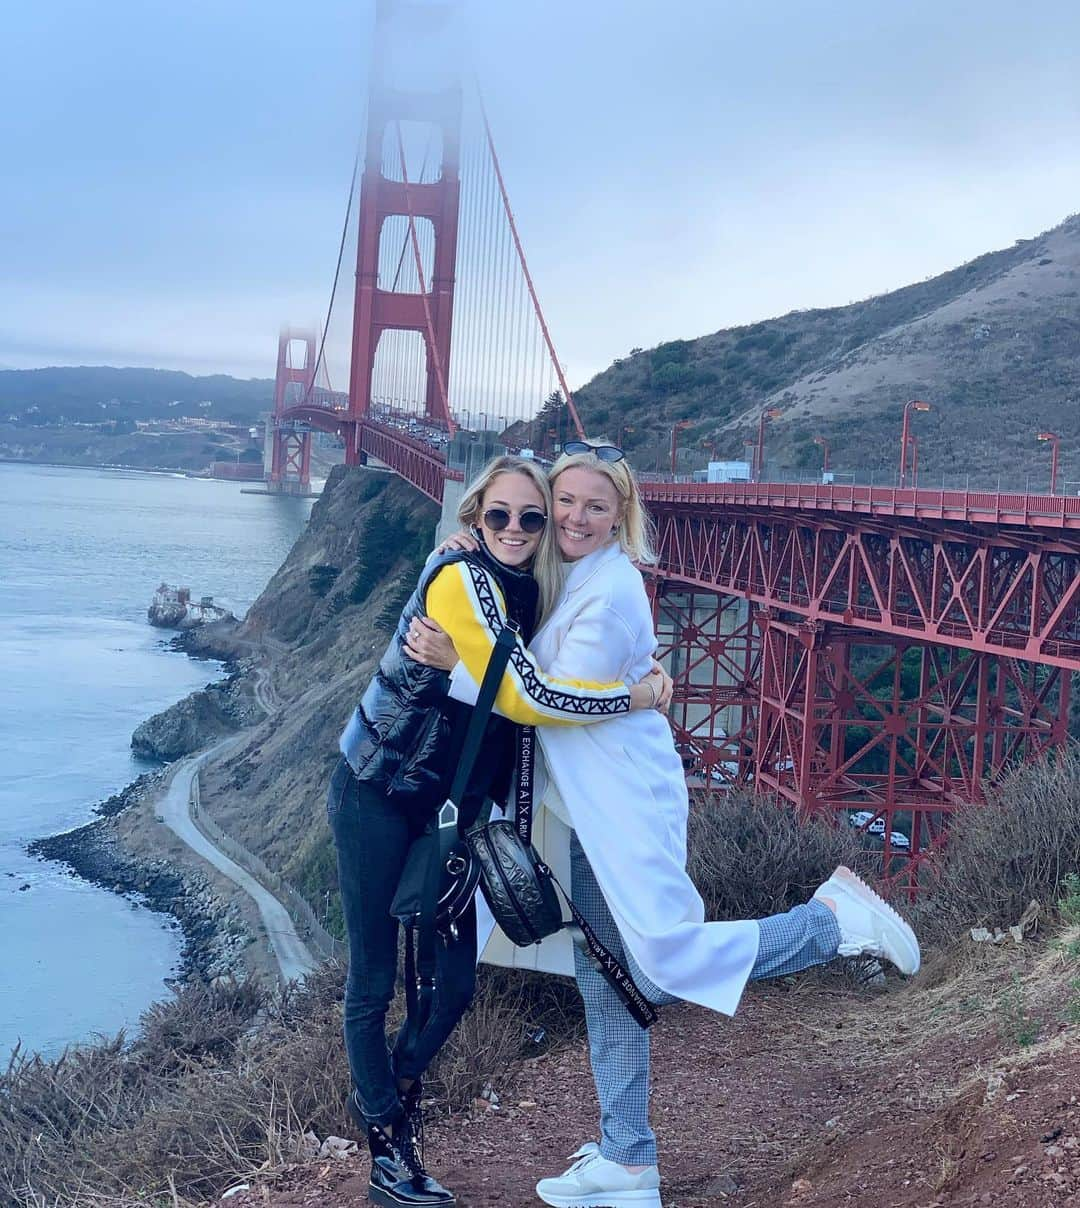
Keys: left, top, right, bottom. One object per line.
{"left": 456, "top": 455, "right": 564, "bottom": 623}
{"left": 548, "top": 441, "right": 657, "bottom": 564}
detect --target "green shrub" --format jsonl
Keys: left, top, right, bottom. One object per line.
{"left": 349, "top": 508, "right": 409, "bottom": 605}
{"left": 307, "top": 563, "right": 340, "bottom": 598}
{"left": 652, "top": 363, "right": 696, "bottom": 394}
{"left": 289, "top": 832, "right": 344, "bottom": 940}
{"left": 650, "top": 339, "right": 693, "bottom": 370}
{"left": 358, "top": 474, "right": 389, "bottom": 503}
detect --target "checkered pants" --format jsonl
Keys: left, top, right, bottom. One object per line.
{"left": 570, "top": 832, "right": 841, "bottom": 1166}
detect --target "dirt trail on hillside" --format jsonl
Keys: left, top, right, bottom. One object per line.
{"left": 225, "top": 939, "right": 1080, "bottom": 1208}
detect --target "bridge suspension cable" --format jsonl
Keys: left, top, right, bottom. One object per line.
{"left": 475, "top": 87, "right": 584, "bottom": 440}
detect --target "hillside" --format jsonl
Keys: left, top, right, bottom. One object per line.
{"left": 574, "top": 214, "right": 1080, "bottom": 489}
{"left": 0, "top": 366, "right": 273, "bottom": 425}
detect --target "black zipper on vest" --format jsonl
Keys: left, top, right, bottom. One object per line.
{"left": 481, "top": 826, "right": 538, "bottom": 944}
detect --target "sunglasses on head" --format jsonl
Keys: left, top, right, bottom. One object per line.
{"left": 563, "top": 440, "right": 625, "bottom": 463}
{"left": 482, "top": 507, "right": 547, "bottom": 534}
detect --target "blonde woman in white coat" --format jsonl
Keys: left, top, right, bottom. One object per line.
{"left": 405, "top": 441, "right": 920, "bottom": 1208}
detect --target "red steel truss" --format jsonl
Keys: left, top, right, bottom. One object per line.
{"left": 644, "top": 492, "right": 1079, "bottom": 882}
{"left": 753, "top": 613, "right": 1070, "bottom": 888}
{"left": 647, "top": 582, "right": 759, "bottom": 789}
{"left": 356, "top": 419, "right": 460, "bottom": 505}
{"left": 646, "top": 497, "right": 1080, "bottom": 670}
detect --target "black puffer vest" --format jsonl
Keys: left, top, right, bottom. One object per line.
{"left": 338, "top": 543, "right": 539, "bottom": 826}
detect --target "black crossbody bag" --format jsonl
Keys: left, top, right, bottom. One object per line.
{"left": 392, "top": 623, "right": 657, "bottom": 1048}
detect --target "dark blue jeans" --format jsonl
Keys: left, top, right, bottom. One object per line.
{"left": 327, "top": 756, "right": 478, "bottom": 1128}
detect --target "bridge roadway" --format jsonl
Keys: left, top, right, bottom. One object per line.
{"left": 306, "top": 416, "right": 1080, "bottom": 672}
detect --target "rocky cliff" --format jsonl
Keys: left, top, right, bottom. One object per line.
{"left": 131, "top": 671, "right": 258, "bottom": 761}
{"left": 181, "top": 465, "right": 439, "bottom": 933}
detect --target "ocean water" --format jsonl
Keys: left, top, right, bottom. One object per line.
{"left": 0, "top": 463, "right": 314, "bottom": 1061}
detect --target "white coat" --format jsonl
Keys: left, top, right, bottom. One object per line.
{"left": 463, "top": 542, "right": 761, "bottom": 1016}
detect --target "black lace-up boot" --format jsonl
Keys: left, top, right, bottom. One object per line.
{"left": 350, "top": 1089, "right": 454, "bottom": 1208}
{"left": 399, "top": 1078, "right": 425, "bottom": 1156}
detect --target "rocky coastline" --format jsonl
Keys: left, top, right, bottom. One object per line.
{"left": 167, "top": 618, "right": 254, "bottom": 663}
{"left": 28, "top": 627, "right": 260, "bottom": 989}
{"left": 130, "top": 672, "right": 254, "bottom": 761}
{"left": 131, "top": 625, "right": 262, "bottom": 761}
{"left": 29, "top": 772, "right": 251, "bottom": 984}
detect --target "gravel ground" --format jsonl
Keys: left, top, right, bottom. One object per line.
{"left": 222, "top": 936, "right": 1080, "bottom": 1207}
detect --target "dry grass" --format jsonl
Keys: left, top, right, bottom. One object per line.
{"left": 917, "top": 743, "right": 1080, "bottom": 940}
{"left": 0, "top": 958, "right": 581, "bottom": 1208}
{"left": 686, "top": 787, "right": 868, "bottom": 922}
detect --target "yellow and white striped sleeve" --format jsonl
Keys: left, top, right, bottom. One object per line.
{"left": 425, "top": 561, "right": 631, "bottom": 726}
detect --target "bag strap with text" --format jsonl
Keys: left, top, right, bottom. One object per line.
{"left": 405, "top": 621, "right": 518, "bottom": 1049}
{"left": 511, "top": 723, "right": 658, "bottom": 1029}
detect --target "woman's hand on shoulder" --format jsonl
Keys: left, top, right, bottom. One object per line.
{"left": 434, "top": 530, "right": 479, "bottom": 555}
{"left": 403, "top": 616, "right": 459, "bottom": 672}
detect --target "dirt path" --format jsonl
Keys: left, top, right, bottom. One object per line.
{"left": 157, "top": 738, "right": 318, "bottom": 986}
{"left": 225, "top": 939, "right": 1080, "bottom": 1208}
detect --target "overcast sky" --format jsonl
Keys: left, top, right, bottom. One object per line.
{"left": 4, "top": 1, "right": 1079, "bottom": 386}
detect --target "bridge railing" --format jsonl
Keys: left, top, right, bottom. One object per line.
{"left": 642, "top": 479, "right": 1080, "bottom": 531}
{"left": 284, "top": 401, "right": 1080, "bottom": 534}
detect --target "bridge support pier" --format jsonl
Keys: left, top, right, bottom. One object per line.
{"left": 266, "top": 328, "right": 317, "bottom": 495}
{"left": 267, "top": 426, "right": 313, "bottom": 495}
{"left": 436, "top": 433, "right": 507, "bottom": 541}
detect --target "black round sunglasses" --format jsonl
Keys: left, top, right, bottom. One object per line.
{"left": 563, "top": 440, "right": 625, "bottom": 462}
{"left": 482, "top": 507, "right": 547, "bottom": 534}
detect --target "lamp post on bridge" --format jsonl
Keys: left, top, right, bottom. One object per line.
{"left": 1037, "top": 431, "right": 1060, "bottom": 495}
{"left": 617, "top": 422, "right": 635, "bottom": 447}
{"left": 898, "top": 399, "right": 930, "bottom": 488}
{"left": 670, "top": 420, "right": 692, "bottom": 475}
{"left": 754, "top": 408, "right": 782, "bottom": 483}
{"left": 812, "top": 435, "right": 830, "bottom": 474}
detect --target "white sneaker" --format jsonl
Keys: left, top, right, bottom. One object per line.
{"left": 536, "top": 1143, "right": 662, "bottom": 1208}
{"left": 814, "top": 865, "right": 921, "bottom": 975}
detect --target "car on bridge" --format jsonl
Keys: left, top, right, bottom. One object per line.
{"left": 848, "top": 810, "right": 910, "bottom": 850}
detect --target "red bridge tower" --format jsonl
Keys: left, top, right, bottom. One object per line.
{"left": 267, "top": 327, "right": 316, "bottom": 494}
{"left": 345, "top": 0, "right": 463, "bottom": 463}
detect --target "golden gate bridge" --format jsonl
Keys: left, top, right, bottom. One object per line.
{"left": 261, "top": 0, "right": 1080, "bottom": 891}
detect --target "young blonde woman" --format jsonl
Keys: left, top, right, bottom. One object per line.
{"left": 405, "top": 441, "right": 920, "bottom": 1208}
{"left": 330, "top": 454, "right": 668, "bottom": 1208}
